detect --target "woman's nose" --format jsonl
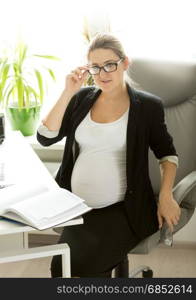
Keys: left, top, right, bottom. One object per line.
{"left": 99, "top": 67, "right": 108, "bottom": 77}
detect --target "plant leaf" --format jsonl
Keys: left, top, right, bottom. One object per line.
{"left": 16, "top": 42, "right": 28, "bottom": 68}
{"left": 0, "top": 61, "right": 10, "bottom": 102}
{"left": 24, "top": 85, "right": 30, "bottom": 108}
{"left": 6, "top": 85, "right": 14, "bottom": 106}
{"left": 34, "top": 54, "right": 60, "bottom": 61}
{"left": 16, "top": 76, "right": 24, "bottom": 108}
{"left": 1, "top": 63, "right": 10, "bottom": 86}
{"left": 34, "top": 69, "right": 43, "bottom": 103}
{"left": 21, "top": 44, "right": 28, "bottom": 64}
{"left": 46, "top": 68, "right": 56, "bottom": 81}
{"left": 26, "top": 85, "right": 39, "bottom": 101}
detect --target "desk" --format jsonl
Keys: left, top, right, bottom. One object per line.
{"left": 0, "top": 131, "right": 82, "bottom": 277}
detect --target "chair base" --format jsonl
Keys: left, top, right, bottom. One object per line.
{"left": 129, "top": 266, "right": 153, "bottom": 278}
{"left": 113, "top": 255, "right": 153, "bottom": 278}
{"left": 113, "top": 256, "right": 129, "bottom": 278}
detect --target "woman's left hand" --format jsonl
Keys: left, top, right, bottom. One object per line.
{"left": 157, "top": 192, "right": 181, "bottom": 232}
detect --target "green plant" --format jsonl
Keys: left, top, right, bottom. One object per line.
{"left": 0, "top": 41, "right": 59, "bottom": 109}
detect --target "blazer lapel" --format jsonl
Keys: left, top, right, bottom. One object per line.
{"left": 68, "top": 87, "right": 102, "bottom": 157}
{"left": 126, "top": 86, "right": 141, "bottom": 184}
{"left": 72, "top": 87, "right": 101, "bottom": 130}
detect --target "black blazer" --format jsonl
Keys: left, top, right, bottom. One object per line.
{"left": 37, "top": 85, "right": 177, "bottom": 242}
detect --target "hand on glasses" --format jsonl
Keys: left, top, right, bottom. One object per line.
{"left": 65, "top": 66, "right": 89, "bottom": 95}
{"left": 88, "top": 58, "right": 124, "bottom": 75}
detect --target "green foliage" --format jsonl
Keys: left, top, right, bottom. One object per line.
{"left": 0, "top": 42, "right": 59, "bottom": 108}
{"left": 83, "top": 73, "right": 95, "bottom": 87}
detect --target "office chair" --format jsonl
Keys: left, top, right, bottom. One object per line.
{"left": 114, "top": 58, "right": 196, "bottom": 277}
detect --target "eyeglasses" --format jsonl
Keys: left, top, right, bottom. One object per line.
{"left": 88, "top": 58, "right": 124, "bottom": 75}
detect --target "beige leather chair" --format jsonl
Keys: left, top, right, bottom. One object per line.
{"left": 114, "top": 58, "right": 196, "bottom": 277}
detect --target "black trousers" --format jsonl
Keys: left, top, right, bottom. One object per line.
{"left": 51, "top": 201, "right": 139, "bottom": 277}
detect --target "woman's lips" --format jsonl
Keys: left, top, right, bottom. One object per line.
{"left": 100, "top": 80, "right": 112, "bottom": 84}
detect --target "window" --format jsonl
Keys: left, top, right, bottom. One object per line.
{"left": 1, "top": 0, "right": 195, "bottom": 114}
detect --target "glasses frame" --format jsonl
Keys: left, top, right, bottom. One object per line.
{"left": 88, "top": 58, "right": 124, "bottom": 75}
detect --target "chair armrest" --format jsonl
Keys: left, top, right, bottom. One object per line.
{"left": 160, "top": 171, "right": 196, "bottom": 245}
{"left": 172, "top": 171, "right": 196, "bottom": 205}
{"left": 131, "top": 172, "right": 196, "bottom": 253}
{"left": 130, "top": 231, "right": 160, "bottom": 254}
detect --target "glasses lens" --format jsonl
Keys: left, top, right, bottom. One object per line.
{"left": 104, "top": 63, "right": 117, "bottom": 73}
{"left": 89, "top": 66, "right": 100, "bottom": 75}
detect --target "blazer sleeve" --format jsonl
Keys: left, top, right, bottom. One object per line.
{"left": 37, "top": 92, "right": 79, "bottom": 146}
{"left": 149, "top": 99, "right": 178, "bottom": 159}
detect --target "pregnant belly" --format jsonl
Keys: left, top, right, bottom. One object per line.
{"left": 71, "top": 154, "right": 127, "bottom": 208}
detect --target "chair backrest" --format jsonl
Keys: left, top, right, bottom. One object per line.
{"left": 127, "top": 58, "right": 196, "bottom": 194}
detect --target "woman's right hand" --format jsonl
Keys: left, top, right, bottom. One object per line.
{"left": 65, "top": 66, "right": 89, "bottom": 96}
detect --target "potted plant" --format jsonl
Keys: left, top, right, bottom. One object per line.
{"left": 0, "top": 41, "right": 59, "bottom": 136}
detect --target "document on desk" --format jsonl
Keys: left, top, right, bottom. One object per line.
{"left": 0, "top": 182, "right": 91, "bottom": 230}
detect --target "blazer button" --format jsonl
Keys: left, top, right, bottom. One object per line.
{"left": 128, "top": 190, "right": 133, "bottom": 194}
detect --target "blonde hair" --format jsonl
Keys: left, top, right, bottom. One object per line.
{"left": 87, "top": 33, "right": 126, "bottom": 60}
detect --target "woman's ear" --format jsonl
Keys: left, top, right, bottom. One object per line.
{"left": 123, "top": 56, "right": 131, "bottom": 70}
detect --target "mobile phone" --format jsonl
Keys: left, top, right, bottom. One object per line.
{"left": 0, "top": 113, "right": 5, "bottom": 144}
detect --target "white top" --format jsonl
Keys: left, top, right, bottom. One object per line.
{"left": 71, "top": 108, "right": 129, "bottom": 208}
